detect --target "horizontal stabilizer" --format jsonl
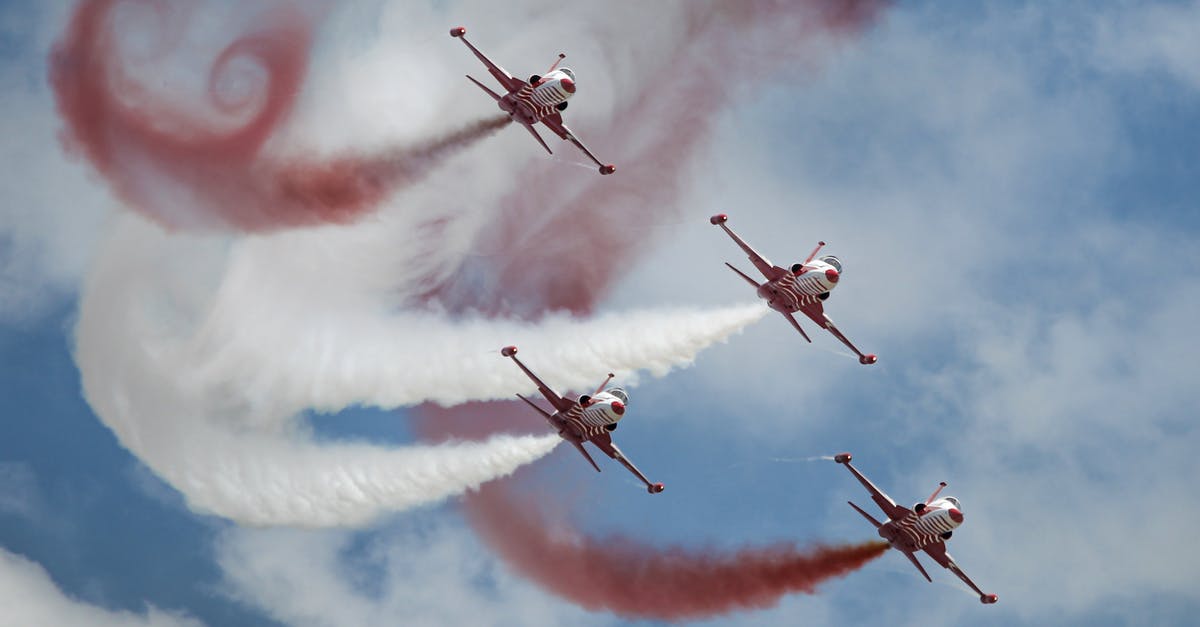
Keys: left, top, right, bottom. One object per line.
{"left": 516, "top": 393, "right": 555, "bottom": 423}
{"left": 523, "top": 123, "right": 553, "bottom": 155}
{"left": 906, "top": 551, "right": 933, "bottom": 583}
{"left": 782, "top": 311, "right": 813, "bottom": 343}
{"left": 847, "top": 500, "right": 883, "bottom": 528}
{"left": 465, "top": 74, "right": 503, "bottom": 101}
{"left": 724, "top": 262, "right": 761, "bottom": 288}
{"left": 573, "top": 441, "right": 602, "bottom": 473}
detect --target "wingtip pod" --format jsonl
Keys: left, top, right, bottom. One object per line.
{"left": 450, "top": 26, "right": 466, "bottom": 37}
{"left": 860, "top": 354, "right": 878, "bottom": 365}
{"left": 834, "top": 452, "right": 852, "bottom": 464}
{"left": 599, "top": 164, "right": 616, "bottom": 175}
{"left": 649, "top": 483, "right": 665, "bottom": 494}
{"left": 710, "top": 213, "right": 728, "bottom": 225}
{"left": 982, "top": 593, "right": 998, "bottom": 604}
{"left": 501, "top": 345, "right": 518, "bottom": 357}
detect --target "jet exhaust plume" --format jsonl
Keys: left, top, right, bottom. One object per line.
{"left": 187, "top": 299, "right": 766, "bottom": 418}
{"left": 274, "top": 115, "right": 511, "bottom": 218}
{"left": 461, "top": 476, "right": 889, "bottom": 620}
{"left": 50, "top": 0, "right": 505, "bottom": 232}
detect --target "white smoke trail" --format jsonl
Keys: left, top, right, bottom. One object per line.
{"left": 165, "top": 178, "right": 768, "bottom": 425}
{"left": 73, "top": 217, "right": 565, "bottom": 527}
{"left": 74, "top": 215, "right": 764, "bottom": 526}
{"left": 189, "top": 294, "right": 767, "bottom": 420}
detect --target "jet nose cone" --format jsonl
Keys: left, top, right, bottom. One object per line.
{"left": 610, "top": 400, "right": 625, "bottom": 415}
{"left": 948, "top": 508, "right": 963, "bottom": 523}
{"left": 825, "top": 268, "right": 839, "bottom": 284}
{"left": 559, "top": 77, "right": 575, "bottom": 93}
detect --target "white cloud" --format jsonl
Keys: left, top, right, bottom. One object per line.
{"left": 1091, "top": 1, "right": 1200, "bottom": 90}
{"left": 0, "top": 548, "right": 202, "bottom": 627}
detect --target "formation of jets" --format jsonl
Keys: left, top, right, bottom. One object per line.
{"left": 451, "top": 26, "right": 996, "bottom": 606}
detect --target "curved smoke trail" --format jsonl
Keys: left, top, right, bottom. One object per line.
{"left": 50, "top": 0, "right": 507, "bottom": 231}
{"left": 74, "top": 217, "right": 565, "bottom": 527}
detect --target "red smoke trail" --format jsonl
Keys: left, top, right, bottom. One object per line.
{"left": 274, "top": 115, "right": 511, "bottom": 218}
{"left": 412, "top": 1, "right": 892, "bottom": 619}
{"left": 50, "top": 0, "right": 506, "bottom": 231}
{"left": 467, "top": 478, "right": 889, "bottom": 620}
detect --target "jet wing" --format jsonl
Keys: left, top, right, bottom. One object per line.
{"left": 454, "top": 32, "right": 526, "bottom": 94}
{"left": 712, "top": 219, "right": 787, "bottom": 281}
{"left": 840, "top": 458, "right": 909, "bottom": 522}
{"left": 922, "top": 542, "right": 997, "bottom": 602}
{"left": 505, "top": 351, "right": 575, "bottom": 413}
{"left": 798, "top": 302, "right": 875, "bottom": 364}
{"left": 590, "top": 433, "right": 661, "bottom": 493}
{"left": 540, "top": 114, "right": 612, "bottom": 171}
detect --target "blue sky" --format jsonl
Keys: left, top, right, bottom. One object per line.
{"left": 2, "top": 1, "right": 1199, "bottom": 626}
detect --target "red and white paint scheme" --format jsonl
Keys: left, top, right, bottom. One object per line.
{"left": 710, "top": 213, "right": 877, "bottom": 364}
{"left": 834, "top": 453, "right": 998, "bottom": 605}
{"left": 450, "top": 26, "right": 616, "bottom": 175}
{"left": 501, "top": 346, "right": 664, "bottom": 494}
